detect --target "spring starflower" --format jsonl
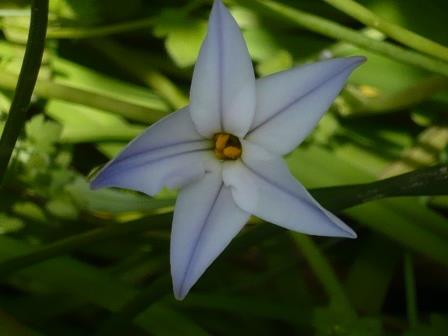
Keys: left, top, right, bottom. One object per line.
{"left": 91, "top": 0, "right": 364, "bottom": 300}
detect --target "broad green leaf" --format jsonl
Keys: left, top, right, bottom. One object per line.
{"left": 25, "top": 115, "right": 62, "bottom": 153}
{"left": 46, "top": 100, "right": 144, "bottom": 143}
{"left": 244, "top": 28, "right": 281, "bottom": 61}
{"left": 45, "top": 194, "right": 79, "bottom": 220}
{"left": 0, "top": 214, "right": 24, "bottom": 234}
{"left": 153, "top": 9, "right": 207, "bottom": 68}
{"left": 0, "top": 235, "right": 203, "bottom": 335}
{"left": 289, "top": 145, "right": 448, "bottom": 266}
{"left": 1, "top": 16, "right": 29, "bottom": 43}
{"left": 256, "top": 49, "right": 293, "bottom": 76}
{"left": 344, "top": 235, "right": 400, "bottom": 314}
{"left": 53, "top": 57, "right": 169, "bottom": 113}
{"left": 67, "top": 177, "right": 174, "bottom": 214}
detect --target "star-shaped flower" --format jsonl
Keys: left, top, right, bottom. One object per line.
{"left": 91, "top": 0, "right": 364, "bottom": 300}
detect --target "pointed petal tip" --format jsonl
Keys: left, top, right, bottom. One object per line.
{"left": 343, "top": 227, "right": 358, "bottom": 239}
{"left": 211, "top": 0, "right": 226, "bottom": 17}
{"left": 173, "top": 274, "right": 194, "bottom": 301}
{"left": 173, "top": 286, "right": 188, "bottom": 301}
{"left": 328, "top": 214, "right": 358, "bottom": 239}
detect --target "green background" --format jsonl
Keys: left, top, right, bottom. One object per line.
{"left": 0, "top": 0, "right": 447, "bottom": 335}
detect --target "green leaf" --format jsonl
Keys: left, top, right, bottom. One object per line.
{"left": 12, "top": 202, "right": 46, "bottom": 223}
{"left": 289, "top": 145, "right": 448, "bottom": 266}
{"left": 0, "top": 214, "right": 24, "bottom": 234}
{"left": 50, "top": 0, "right": 100, "bottom": 25}
{"left": 1, "top": 16, "right": 30, "bottom": 43}
{"left": 313, "top": 305, "right": 382, "bottom": 336}
{"left": 0, "top": 235, "right": 203, "bottom": 335}
{"left": 25, "top": 115, "right": 62, "bottom": 153}
{"left": 153, "top": 9, "right": 207, "bottom": 68}
{"left": 181, "top": 294, "right": 304, "bottom": 324}
{"left": 244, "top": 28, "right": 281, "bottom": 61}
{"left": 45, "top": 194, "right": 79, "bottom": 220}
{"left": 66, "top": 177, "right": 174, "bottom": 214}
{"left": 46, "top": 100, "right": 144, "bottom": 143}
{"left": 344, "top": 235, "right": 400, "bottom": 314}
{"left": 404, "top": 314, "right": 448, "bottom": 336}
{"left": 53, "top": 57, "right": 169, "bottom": 113}
{"left": 256, "top": 49, "right": 293, "bottom": 76}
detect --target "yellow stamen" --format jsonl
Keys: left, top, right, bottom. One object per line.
{"left": 223, "top": 146, "right": 241, "bottom": 159}
{"left": 215, "top": 133, "right": 230, "bottom": 151}
{"left": 214, "top": 148, "right": 226, "bottom": 160}
{"left": 213, "top": 132, "right": 242, "bottom": 160}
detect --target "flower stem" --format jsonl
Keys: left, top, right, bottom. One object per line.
{"left": 292, "top": 233, "right": 356, "bottom": 318}
{"left": 241, "top": 0, "right": 448, "bottom": 77}
{"left": 324, "top": 0, "right": 448, "bottom": 62}
{"left": 0, "top": 0, "right": 48, "bottom": 184}
{"left": 404, "top": 253, "right": 419, "bottom": 328}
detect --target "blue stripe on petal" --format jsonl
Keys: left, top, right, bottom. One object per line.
{"left": 90, "top": 107, "right": 212, "bottom": 196}
{"left": 223, "top": 141, "right": 356, "bottom": 238}
{"left": 189, "top": 0, "right": 256, "bottom": 138}
{"left": 247, "top": 56, "right": 365, "bottom": 154}
{"left": 171, "top": 166, "right": 250, "bottom": 300}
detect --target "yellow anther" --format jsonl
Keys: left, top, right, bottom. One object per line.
{"left": 214, "top": 148, "right": 226, "bottom": 160}
{"left": 223, "top": 146, "right": 241, "bottom": 159}
{"left": 213, "top": 132, "right": 242, "bottom": 160}
{"left": 215, "top": 133, "right": 230, "bottom": 151}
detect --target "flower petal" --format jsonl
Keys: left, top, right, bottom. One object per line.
{"left": 223, "top": 141, "right": 356, "bottom": 238}
{"left": 171, "top": 165, "right": 250, "bottom": 300}
{"left": 189, "top": 0, "right": 256, "bottom": 138}
{"left": 246, "top": 57, "right": 365, "bottom": 154}
{"left": 90, "top": 107, "right": 213, "bottom": 196}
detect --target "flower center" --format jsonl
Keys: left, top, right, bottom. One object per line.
{"left": 213, "top": 133, "right": 242, "bottom": 160}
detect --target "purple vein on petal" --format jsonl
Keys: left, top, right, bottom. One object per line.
{"left": 215, "top": 1, "right": 224, "bottom": 131}
{"left": 177, "top": 181, "right": 224, "bottom": 298}
{"left": 114, "top": 140, "right": 208, "bottom": 164}
{"left": 241, "top": 159, "right": 313, "bottom": 208}
{"left": 240, "top": 159, "right": 355, "bottom": 237}
{"left": 91, "top": 148, "right": 212, "bottom": 188}
{"left": 248, "top": 58, "right": 364, "bottom": 134}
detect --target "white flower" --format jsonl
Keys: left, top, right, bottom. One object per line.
{"left": 91, "top": 0, "right": 364, "bottom": 300}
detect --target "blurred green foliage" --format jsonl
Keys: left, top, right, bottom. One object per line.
{"left": 0, "top": 0, "right": 447, "bottom": 335}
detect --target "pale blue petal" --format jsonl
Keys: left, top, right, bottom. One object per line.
{"left": 189, "top": 0, "right": 256, "bottom": 138}
{"left": 223, "top": 141, "right": 356, "bottom": 238}
{"left": 246, "top": 57, "right": 365, "bottom": 154}
{"left": 90, "top": 107, "right": 213, "bottom": 196}
{"left": 171, "top": 164, "right": 250, "bottom": 300}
